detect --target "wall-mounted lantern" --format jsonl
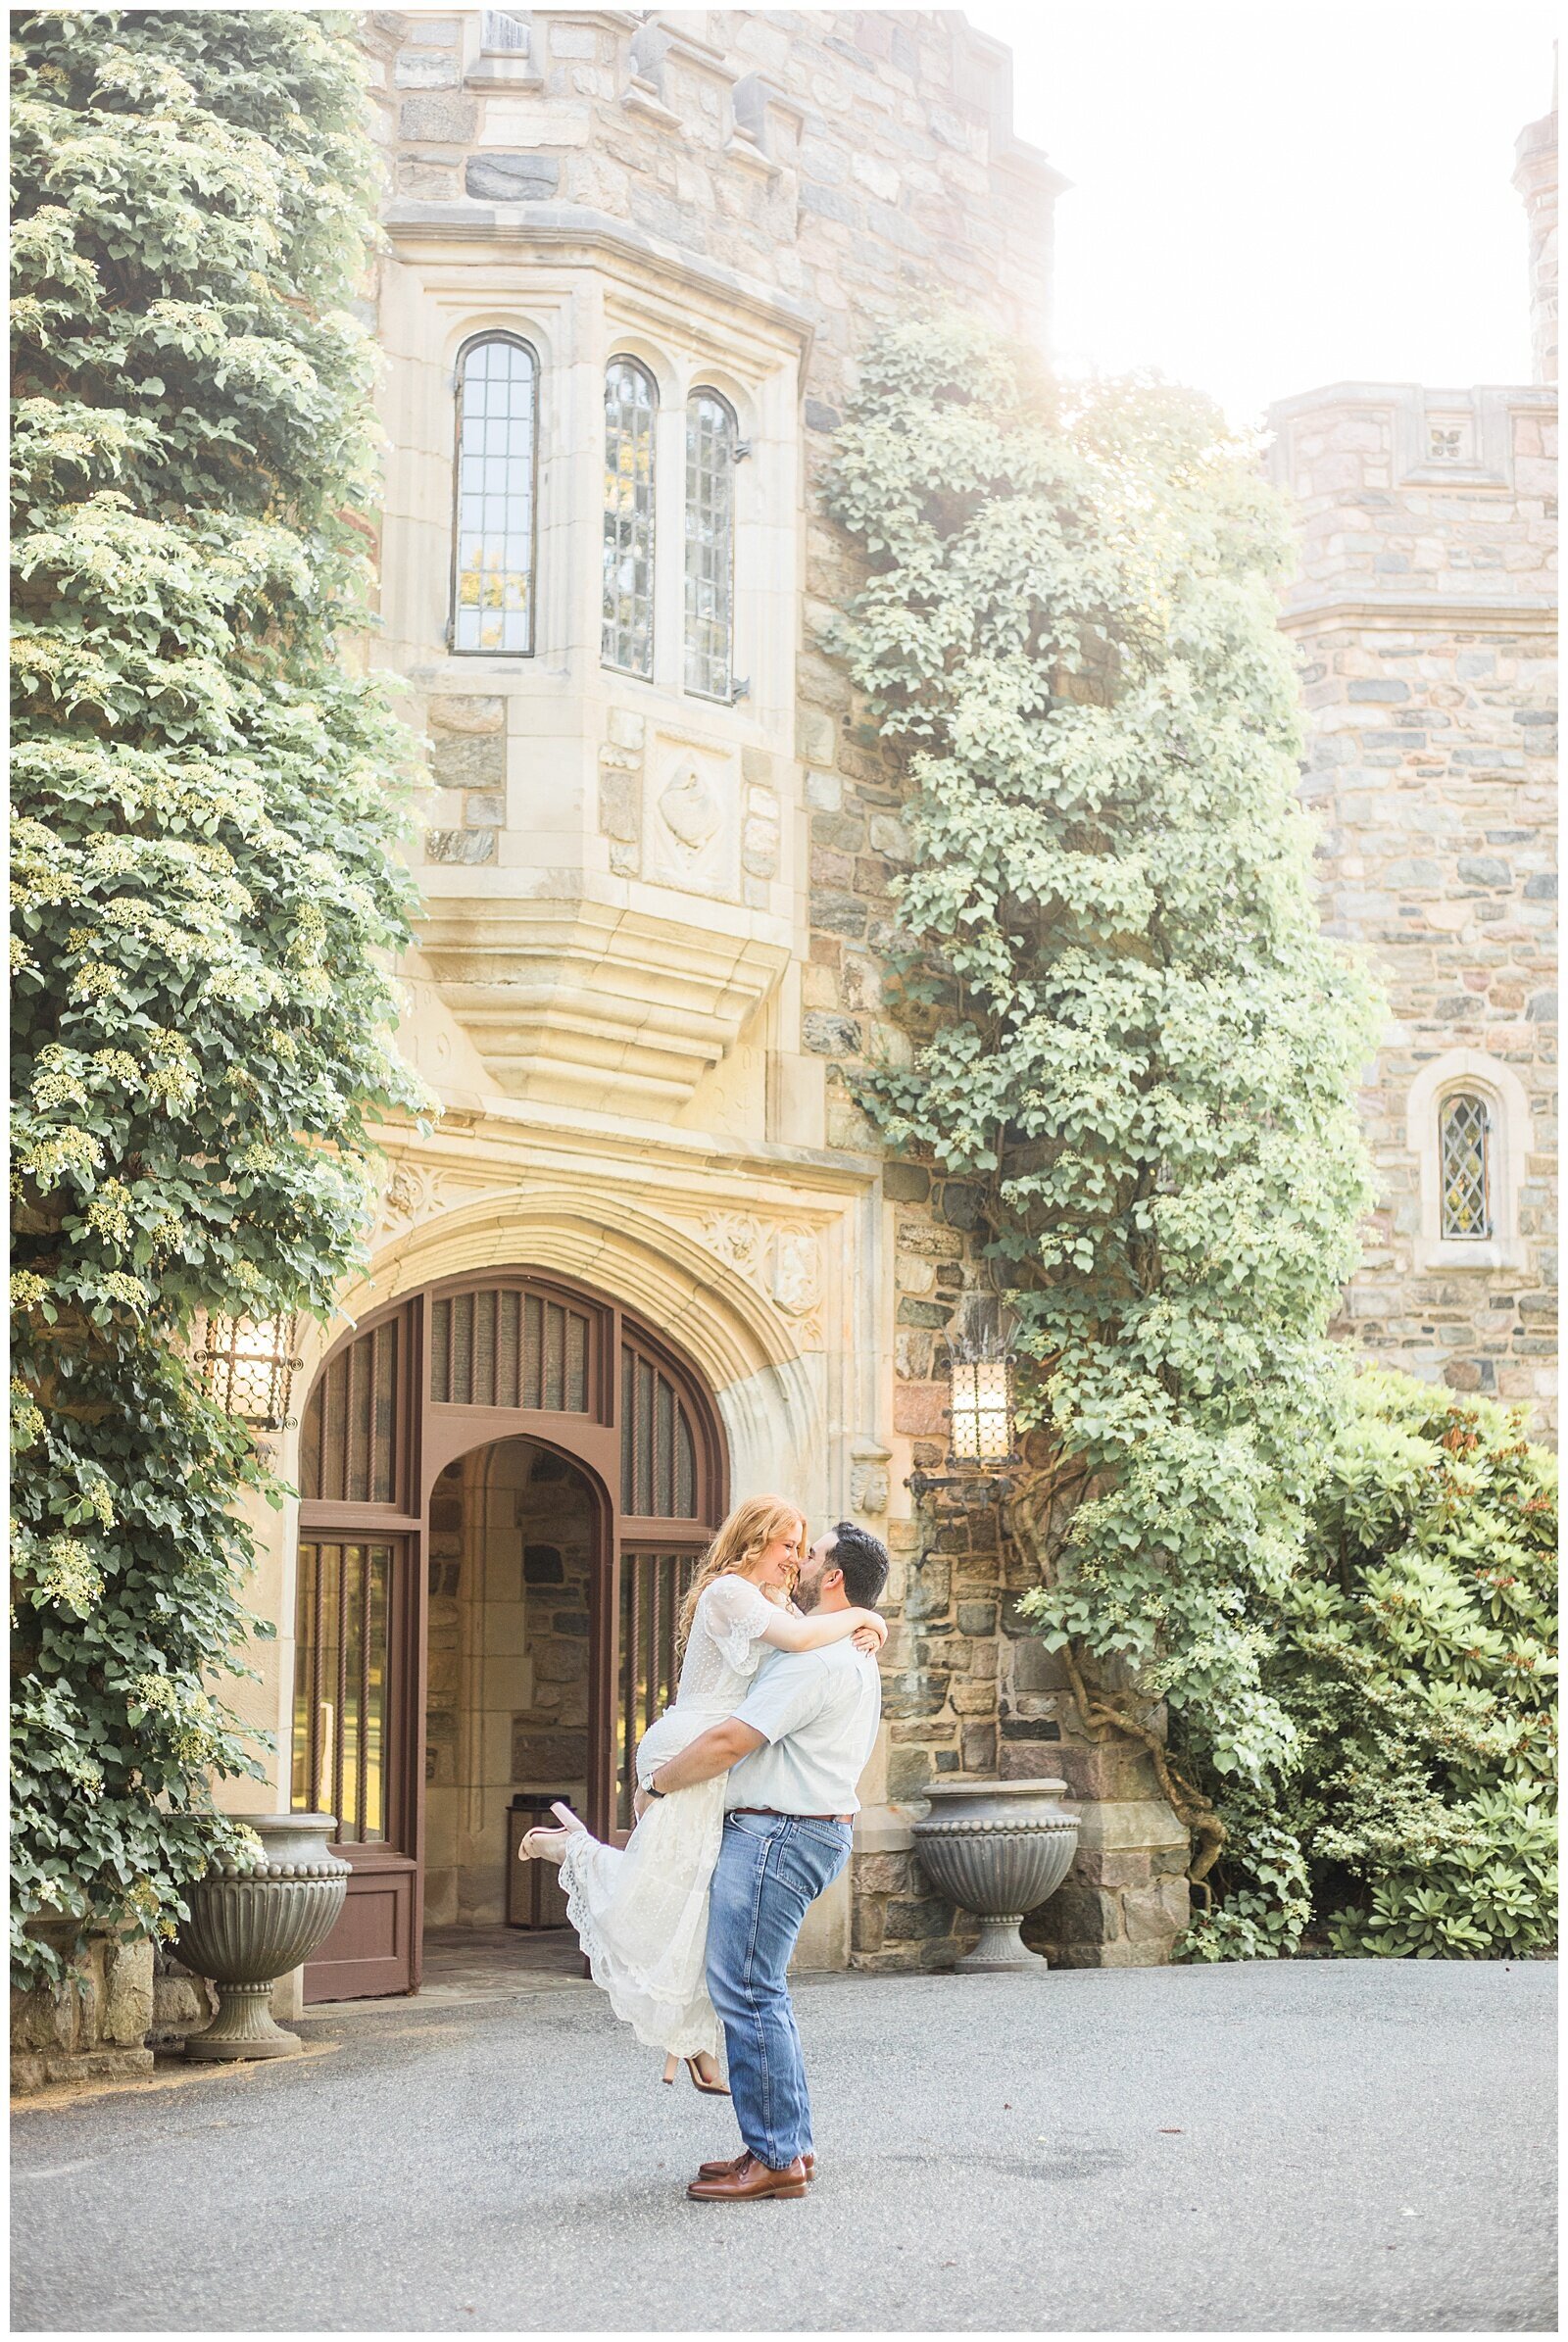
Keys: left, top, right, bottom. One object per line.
{"left": 196, "top": 1313, "right": 300, "bottom": 1432}
{"left": 907, "top": 1293, "right": 1020, "bottom": 1501}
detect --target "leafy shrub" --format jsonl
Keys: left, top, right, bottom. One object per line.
{"left": 1182, "top": 1371, "right": 1557, "bottom": 1960}
{"left": 10, "top": 11, "right": 422, "bottom": 1984}
{"left": 827, "top": 315, "right": 1379, "bottom": 1872}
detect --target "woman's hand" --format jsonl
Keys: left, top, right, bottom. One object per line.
{"left": 851, "top": 1611, "right": 888, "bottom": 1654}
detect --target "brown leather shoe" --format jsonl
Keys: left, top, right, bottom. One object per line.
{"left": 697, "top": 2150, "right": 815, "bottom": 2181}
{"left": 686, "top": 2153, "right": 808, "bottom": 2201}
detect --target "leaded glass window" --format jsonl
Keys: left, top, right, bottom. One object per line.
{"left": 602, "top": 360, "right": 657, "bottom": 676}
{"left": 452, "top": 335, "right": 536, "bottom": 657}
{"left": 685, "top": 390, "right": 736, "bottom": 698}
{"left": 1441, "top": 1092, "right": 1493, "bottom": 1240}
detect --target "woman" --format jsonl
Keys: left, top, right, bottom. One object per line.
{"left": 517, "top": 1495, "right": 886, "bottom": 2090}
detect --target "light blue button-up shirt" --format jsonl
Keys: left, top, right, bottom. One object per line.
{"left": 724, "top": 1638, "right": 881, "bottom": 1815}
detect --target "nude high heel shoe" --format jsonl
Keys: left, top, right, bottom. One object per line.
{"left": 662, "top": 2053, "right": 731, "bottom": 2096}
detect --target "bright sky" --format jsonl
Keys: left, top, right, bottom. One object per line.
{"left": 964, "top": 3, "right": 1558, "bottom": 428}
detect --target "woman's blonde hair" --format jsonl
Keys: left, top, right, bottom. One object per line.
{"left": 677, "top": 1494, "right": 806, "bottom": 1652}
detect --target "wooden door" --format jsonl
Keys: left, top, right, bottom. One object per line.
{"left": 291, "top": 1271, "right": 727, "bottom": 1998}
{"left": 295, "top": 1302, "right": 422, "bottom": 2002}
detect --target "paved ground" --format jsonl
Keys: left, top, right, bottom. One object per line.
{"left": 11, "top": 1957, "right": 1556, "bottom": 2332}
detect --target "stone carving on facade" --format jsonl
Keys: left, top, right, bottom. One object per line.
{"left": 598, "top": 706, "right": 645, "bottom": 878}
{"left": 645, "top": 739, "right": 738, "bottom": 900}
{"left": 699, "top": 1211, "right": 764, "bottom": 1278}
{"left": 662, "top": 1207, "right": 827, "bottom": 1347}
{"left": 850, "top": 1438, "right": 892, "bottom": 1517}
{"left": 377, "top": 1160, "right": 435, "bottom": 1235}
{"left": 768, "top": 1225, "right": 821, "bottom": 1319}
{"left": 659, "top": 763, "right": 722, "bottom": 854}
{"left": 373, "top": 1161, "right": 519, "bottom": 1244}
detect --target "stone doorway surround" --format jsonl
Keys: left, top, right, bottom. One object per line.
{"left": 224, "top": 1111, "right": 889, "bottom": 1981}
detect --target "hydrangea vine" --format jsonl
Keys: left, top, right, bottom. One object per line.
{"left": 828, "top": 316, "right": 1382, "bottom": 1898}
{"left": 11, "top": 10, "right": 425, "bottom": 1984}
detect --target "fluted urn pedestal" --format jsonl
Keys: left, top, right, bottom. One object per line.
{"left": 913, "top": 1779, "right": 1081, "bottom": 1973}
{"left": 177, "top": 1813, "right": 350, "bottom": 2061}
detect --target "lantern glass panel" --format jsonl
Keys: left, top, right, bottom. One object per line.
{"left": 949, "top": 1358, "right": 1012, "bottom": 1462}
{"left": 202, "top": 1314, "right": 297, "bottom": 1430}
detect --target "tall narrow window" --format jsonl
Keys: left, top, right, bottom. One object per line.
{"left": 602, "top": 359, "right": 656, "bottom": 675}
{"left": 452, "top": 334, "right": 537, "bottom": 656}
{"left": 1441, "top": 1092, "right": 1493, "bottom": 1239}
{"left": 685, "top": 390, "right": 736, "bottom": 699}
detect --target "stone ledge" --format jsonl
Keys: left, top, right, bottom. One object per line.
{"left": 852, "top": 1802, "right": 916, "bottom": 1853}
{"left": 1073, "top": 1796, "right": 1190, "bottom": 1857}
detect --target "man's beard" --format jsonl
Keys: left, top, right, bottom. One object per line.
{"left": 794, "top": 1569, "right": 821, "bottom": 1613}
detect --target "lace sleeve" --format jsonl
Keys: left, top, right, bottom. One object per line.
{"left": 697, "top": 1574, "right": 777, "bottom": 1679}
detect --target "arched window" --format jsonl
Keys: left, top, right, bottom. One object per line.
{"left": 1408, "top": 1051, "right": 1529, "bottom": 1272}
{"left": 685, "top": 390, "right": 736, "bottom": 699}
{"left": 602, "top": 359, "right": 657, "bottom": 676}
{"left": 1440, "top": 1092, "right": 1494, "bottom": 1241}
{"left": 451, "top": 334, "right": 537, "bottom": 657}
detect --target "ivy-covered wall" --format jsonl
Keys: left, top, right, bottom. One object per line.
{"left": 10, "top": 9, "right": 422, "bottom": 1996}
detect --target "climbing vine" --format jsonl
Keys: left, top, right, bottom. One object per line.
{"left": 10, "top": 10, "right": 424, "bottom": 1984}
{"left": 828, "top": 315, "right": 1383, "bottom": 1911}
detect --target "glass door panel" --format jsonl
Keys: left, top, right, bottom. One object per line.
{"left": 292, "top": 1540, "right": 394, "bottom": 1844}
{"left": 615, "top": 1548, "right": 700, "bottom": 1832}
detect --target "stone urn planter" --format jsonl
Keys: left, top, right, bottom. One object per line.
{"left": 176, "top": 1814, "right": 350, "bottom": 2062}
{"left": 913, "top": 1779, "right": 1081, "bottom": 1973}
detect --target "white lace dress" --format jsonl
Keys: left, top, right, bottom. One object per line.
{"left": 557, "top": 1573, "right": 779, "bottom": 2060}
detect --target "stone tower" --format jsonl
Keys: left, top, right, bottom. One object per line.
{"left": 1268, "top": 96, "right": 1559, "bottom": 1435}
{"left": 1513, "top": 69, "right": 1558, "bottom": 385}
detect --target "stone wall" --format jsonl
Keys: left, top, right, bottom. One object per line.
{"left": 12, "top": 1928, "right": 154, "bottom": 2095}
{"left": 424, "top": 1439, "right": 593, "bottom": 1927}
{"left": 359, "top": 10, "right": 1188, "bottom": 1970}
{"left": 1514, "top": 104, "right": 1559, "bottom": 388}
{"left": 1270, "top": 380, "right": 1557, "bottom": 1435}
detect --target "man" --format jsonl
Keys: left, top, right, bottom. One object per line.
{"left": 638, "top": 1518, "right": 890, "bottom": 2202}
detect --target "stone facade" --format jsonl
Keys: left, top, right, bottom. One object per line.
{"left": 11, "top": 1928, "right": 154, "bottom": 2095}
{"left": 1514, "top": 101, "right": 1558, "bottom": 389}
{"left": 1270, "top": 111, "right": 1558, "bottom": 1437}
{"left": 350, "top": 5, "right": 1179, "bottom": 1976}
{"left": 212, "top": 6, "right": 1415, "bottom": 1998}
{"left": 425, "top": 1439, "right": 595, "bottom": 1927}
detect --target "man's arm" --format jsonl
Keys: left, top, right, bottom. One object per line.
{"left": 648, "top": 1717, "right": 766, "bottom": 1799}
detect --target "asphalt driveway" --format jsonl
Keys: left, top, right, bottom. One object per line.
{"left": 10, "top": 1957, "right": 1556, "bottom": 2332}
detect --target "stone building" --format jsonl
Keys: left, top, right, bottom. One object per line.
{"left": 1269, "top": 92, "right": 1558, "bottom": 1434}
{"left": 201, "top": 14, "right": 1553, "bottom": 2023}
{"left": 214, "top": 4, "right": 1191, "bottom": 2009}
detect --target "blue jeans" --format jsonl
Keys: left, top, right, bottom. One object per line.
{"left": 705, "top": 1812, "right": 852, "bottom": 2171}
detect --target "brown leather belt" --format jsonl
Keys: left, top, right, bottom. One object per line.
{"left": 730, "top": 1806, "right": 854, "bottom": 1825}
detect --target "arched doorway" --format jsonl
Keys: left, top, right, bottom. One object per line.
{"left": 290, "top": 1270, "right": 726, "bottom": 2000}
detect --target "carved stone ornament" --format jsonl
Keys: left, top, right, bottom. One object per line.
{"left": 850, "top": 1438, "right": 892, "bottom": 1516}
{"left": 769, "top": 1226, "right": 821, "bottom": 1317}
{"left": 663, "top": 1208, "right": 827, "bottom": 1346}
{"left": 701, "top": 1211, "right": 764, "bottom": 1276}
{"left": 379, "top": 1162, "right": 430, "bottom": 1231}
{"left": 658, "top": 763, "right": 722, "bottom": 855}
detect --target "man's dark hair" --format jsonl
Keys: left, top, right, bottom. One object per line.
{"left": 827, "top": 1520, "right": 890, "bottom": 1608}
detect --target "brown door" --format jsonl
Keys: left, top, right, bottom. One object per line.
{"left": 293, "top": 1536, "right": 418, "bottom": 1999}
{"left": 294, "top": 1302, "right": 422, "bottom": 2001}
{"left": 290, "top": 1271, "right": 727, "bottom": 1998}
